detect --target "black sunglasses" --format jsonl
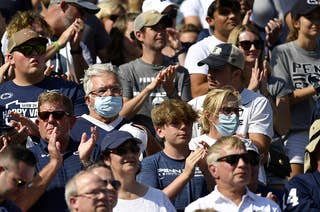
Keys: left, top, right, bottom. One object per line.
{"left": 216, "top": 153, "right": 251, "bottom": 165}
{"left": 109, "top": 145, "right": 140, "bottom": 156}
{"left": 220, "top": 107, "right": 243, "bottom": 115}
{"left": 109, "top": 14, "right": 119, "bottom": 22}
{"left": 238, "top": 40, "right": 264, "bottom": 51}
{"left": 248, "top": 152, "right": 260, "bottom": 166}
{"left": 102, "top": 179, "right": 121, "bottom": 190}
{"left": 12, "top": 44, "right": 46, "bottom": 56}
{"left": 38, "top": 111, "right": 70, "bottom": 120}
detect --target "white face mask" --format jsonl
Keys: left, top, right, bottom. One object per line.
{"left": 213, "top": 113, "right": 240, "bottom": 136}
{"left": 94, "top": 96, "right": 122, "bottom": 118}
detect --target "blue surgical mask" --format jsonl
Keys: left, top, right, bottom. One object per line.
{"left": 214, "top": 113, "right": 239, "bottom": 136}
{"left": 94, "top": 96, "right": 122, "bottom": 118}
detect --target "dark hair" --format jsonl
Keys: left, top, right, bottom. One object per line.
{"left": 207, "top": 0, "right": 240, "bottom": 17}
{"left": 0, "top": 144, "right": 36, "bottom": 167}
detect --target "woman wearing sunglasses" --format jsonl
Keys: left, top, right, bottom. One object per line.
{"left": 189, "top": 88, "right": 242, "bottom": 150}
{"left": 270, "top": 2, "right": 320, "bottom": 179}
{"left": 228, "top": 24, "right": 292, "bottom": 186}
{"left": 100, "top": 130, "right": 175, "bottom": 211}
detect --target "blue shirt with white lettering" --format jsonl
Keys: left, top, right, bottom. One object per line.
{"left": 28, "top": 138, "right": 100, "bottom": 212}
{"left": 136, "top": 151, "right": 208, "bottom": 211}
{"left": 0, "top": 77, "right": 88, "bottom": 124}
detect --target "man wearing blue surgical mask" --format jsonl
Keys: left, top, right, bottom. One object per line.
{"left": 70, "top": 63, "right": 160, "bottom": 155}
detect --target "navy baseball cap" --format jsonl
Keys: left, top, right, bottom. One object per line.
{"left": 101, "top": 130, "right": 141, "bottom": 150}
{"left": 291, "top": 0, "right": 320, "bottom": 20}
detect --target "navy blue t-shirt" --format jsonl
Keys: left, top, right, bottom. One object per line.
{"left": 70, "top": 116, "right": 128, "bottom": 146}
{"left": 0, "top": 199, "right": 22, "bottom": 212}
{"left": 28, "top": 138, "right": 100, "bottom": 212}
{"left": 0, "top": 77, "right": 88, "bottom": 124}
{"left": 137, "top": 151, "right": 208, "bottom": 211}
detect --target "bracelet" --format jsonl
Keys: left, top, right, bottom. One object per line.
{"left": 70, "top": 46, "right": 82, "bottom": 55}
{"left": 53, "top": 41, "right": 60, "bottom": 52}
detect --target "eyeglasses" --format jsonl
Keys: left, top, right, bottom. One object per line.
{"left": 216, "top": 153, "right": 251, "bottom": 166}
{"left": 109, "top": 145, "right": 140, "bottom": 156}
{"left": 89, "top": 87, "right": 122, "bottom": 97}
{"left": 102, "top": 179, "right": 121, "bottom": 190}
{"left": 4, "top": 167, "right": 32, "bottom": 188}
{"left": 238, "top": 40, "right": 264, "bottom": 51}
{"left": 38, "top": 111, "right": 70, "bottom": 120}
{"left": 12, "top": 44, "right": 46, "bottom": 56}
{"left": 76, "top": 188, "right": 108, "bottom": 199}
{"left": 220, "top": 107, "right": 243, "bottom": 115}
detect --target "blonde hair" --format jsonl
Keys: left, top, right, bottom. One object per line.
{"left": 206, "top": 136, "right": 245, "bottom": 166}
{"left": 38, "top": 91, "right": 74, "bottom": 115}
{"left": 96, "top": 0, "right": 126, "bottom": 20}
{"left": 200, "top": 88, "right": 240, "bottom": 134}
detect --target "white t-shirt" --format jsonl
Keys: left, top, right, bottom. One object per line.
{"left": 189, "top": 134, "right": 217, "bottom": 151}
{"left": 179, "top": 0, "right": 214, "bottom": 29}
{"left": 184, "top": 35, "right": 224, "bottom": 75}
{"left": 185, "top": 186, "right": 281, "bottom": 212}
{"left": 113, "top": 187, "right": 176, "bottom": 212}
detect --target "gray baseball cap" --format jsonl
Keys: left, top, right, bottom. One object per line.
{"left": 50, "top": 0, "right": 100, "bottom": 14}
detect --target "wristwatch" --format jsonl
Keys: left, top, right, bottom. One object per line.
{"left": 311, "top": 81, "right": 320, "bottom": 94}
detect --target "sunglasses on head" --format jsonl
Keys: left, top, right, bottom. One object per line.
{"left": 220, "top": 106, "right": 243, "bottom": 115}
{"left": 216, "top": 152, "right": 251, "bottom": 166}
{"left": 109, "top": 144, "right": 140, "bottom": 155}
{"left": 238, "top": 40, "right": 264, "bottom": 51}
{"left": 102, "top": 179, "right": 121, "bottom": 190}
{"left": 12, "top": 44, "right": 46, "bottom": 56}
{"left": 38, "top": 111, "right": 70, "bottom": 120}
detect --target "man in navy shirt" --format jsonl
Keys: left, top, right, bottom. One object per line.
{"left": 0, "top": 27, "right": 88, "bottom": 125}
{"left": 17, "top": 91, "right": 98, "bottom": 212}
{"left": 283, "top": 119, "right": 320, "bottom": 211}
{"left": 0, "top": 145, "right": 36, "bottom": 212}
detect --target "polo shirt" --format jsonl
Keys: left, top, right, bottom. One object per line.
{"left": 185, "top": 186, "right": 281, "bottom": 212}
{"left": 28, "top": 138, "right": 100, "bottom": 212}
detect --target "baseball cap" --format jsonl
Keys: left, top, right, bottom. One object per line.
{"left": 134, "top": 10, "right": 165, "bottom": 34}
{"left": 142, "top": 0, "right": 177, "bottom": 13}
{"left": 305, "top": 119, "right": 320, "bottom": 172}
{"left": 291, "top": 0, "right": 320, "bottom": 20}
{"left": 50, "top": 0, "right": 100, "bottom": 14}
{"left": 7, "top": 28, "right": 48, "bottom": 53}
{"left": 119, "top": 124, "right": 148, "bottom": 153}
{"left": 101, "top": 130, "right": 141, "bottom": 151}
{"left": 198, "top": 43, "right": 245, "bottom": 70}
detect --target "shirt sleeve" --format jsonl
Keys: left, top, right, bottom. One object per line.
{"left": 119, "top": 64, "right": 134, "bottom": 99}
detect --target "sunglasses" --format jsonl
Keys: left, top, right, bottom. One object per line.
{"left": 38, "top": 111, "right": 70, "bottom": 120}
{"left": 4, "top": 167, "right": 32, "bottom": 188}
{"left": 12, "top": 44, "right": 46, "bottom": 56}
{"left": 109, "top": 14, "right": 119, "bottom": 22}
{"left": 220, "top": 107, "right": 243, "bottom": 115}
{"left": 102, "top": 179, "right": 121, "bottom": 190}
{"left": 216, "top": 153, "right": 251, "bottom": 166}
{"left": 109, "top": 145, "right": 140, "bottom": 155}
{"left": 238, "top": 40, "right": 264, "bottom": 51}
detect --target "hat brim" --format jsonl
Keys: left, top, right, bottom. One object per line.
{"left": 198, "top": 56, "right": 228, "bottom": 69}
{"left": 71, "top": 1, "right": 100, "bottom": 14}
{"left": 9, "top": 37, "right": 48, "bottom": 53}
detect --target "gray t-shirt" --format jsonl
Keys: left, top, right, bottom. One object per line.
{"left": 271, "top": 41, "right": 320, "bottom": 130}
{"left": 119, "top": 57, "right": 192, "bottom": 131}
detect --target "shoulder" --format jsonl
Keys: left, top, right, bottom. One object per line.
{"left": 185, "top": 192, "right": 214, "bottom": 211}
{"left": 141, "top": 151, "right": 163, "bottom": 164}
{"left": 248, "top": 191, "right": 280, "bottom": 210}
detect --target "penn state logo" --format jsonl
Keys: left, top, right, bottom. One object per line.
{"left": 307, "top": 0, "right": 319, "bottom": 5}
{"left": 0, "top": 92, "right": 13, "bottom": 100}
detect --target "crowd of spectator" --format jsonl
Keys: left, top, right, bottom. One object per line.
{"left": 1, "top": 0, "right": 320, "bottom": 211}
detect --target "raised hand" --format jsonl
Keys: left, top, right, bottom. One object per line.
{"left": 78, "top": 126, "right": 97, "bottom": 162}
{"left": 247, "top": 59, "right": 261, "bottom": 91}
{"left": 9, "top": 111, "right": 40, "bottom": 137}
{"left": 184, "top": 147, "right": 206, "bottom": 177}
{"left": 159, "top": 65, "right": 178, "bottom": 96}
{"left": 47, "top": 127, "right": 63, "bottom": 167}
{"left": 265, "top": 18, "right": 282, "bottom": 48}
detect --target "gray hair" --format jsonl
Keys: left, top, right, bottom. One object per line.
{"left": 83, "top": 63, "right": 121, "bottom": 96}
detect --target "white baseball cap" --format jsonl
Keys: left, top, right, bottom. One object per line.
{"left": 142, "top": 0, "right": 177, "bottom": 13}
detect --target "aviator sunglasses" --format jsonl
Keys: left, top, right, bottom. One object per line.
{"left": 12, "top": 44, "right": 46, "bottom": 56}
{"left": 238, "top": 40, "right": 264, "bottom": 51}
{"left": 38, "top": 111, "right": 70, "bottom": 120}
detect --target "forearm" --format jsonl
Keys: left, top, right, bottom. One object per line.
{"left": 14, "top": 160, "right": 61, "bottom": 211}
{"left": 290, "top": 86, "right": 316, "bottom": 105}
{"left": 190, "top": 74, "right": 208, "bottom": 98}
{"left": 70, "top": 52, "right": 88, "bottom": 83}
{"left": 119, "top": 87, "right": 153, "bottom": 119}
{"left": 274, "top": 96, "right": 291, "bottom": 136}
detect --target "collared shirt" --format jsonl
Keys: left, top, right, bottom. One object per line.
{"left": 28, "top": 138, "right": 100, "bottom": 212}
{"left": 185, "top": 186, "right": 281, "bottom": 212}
